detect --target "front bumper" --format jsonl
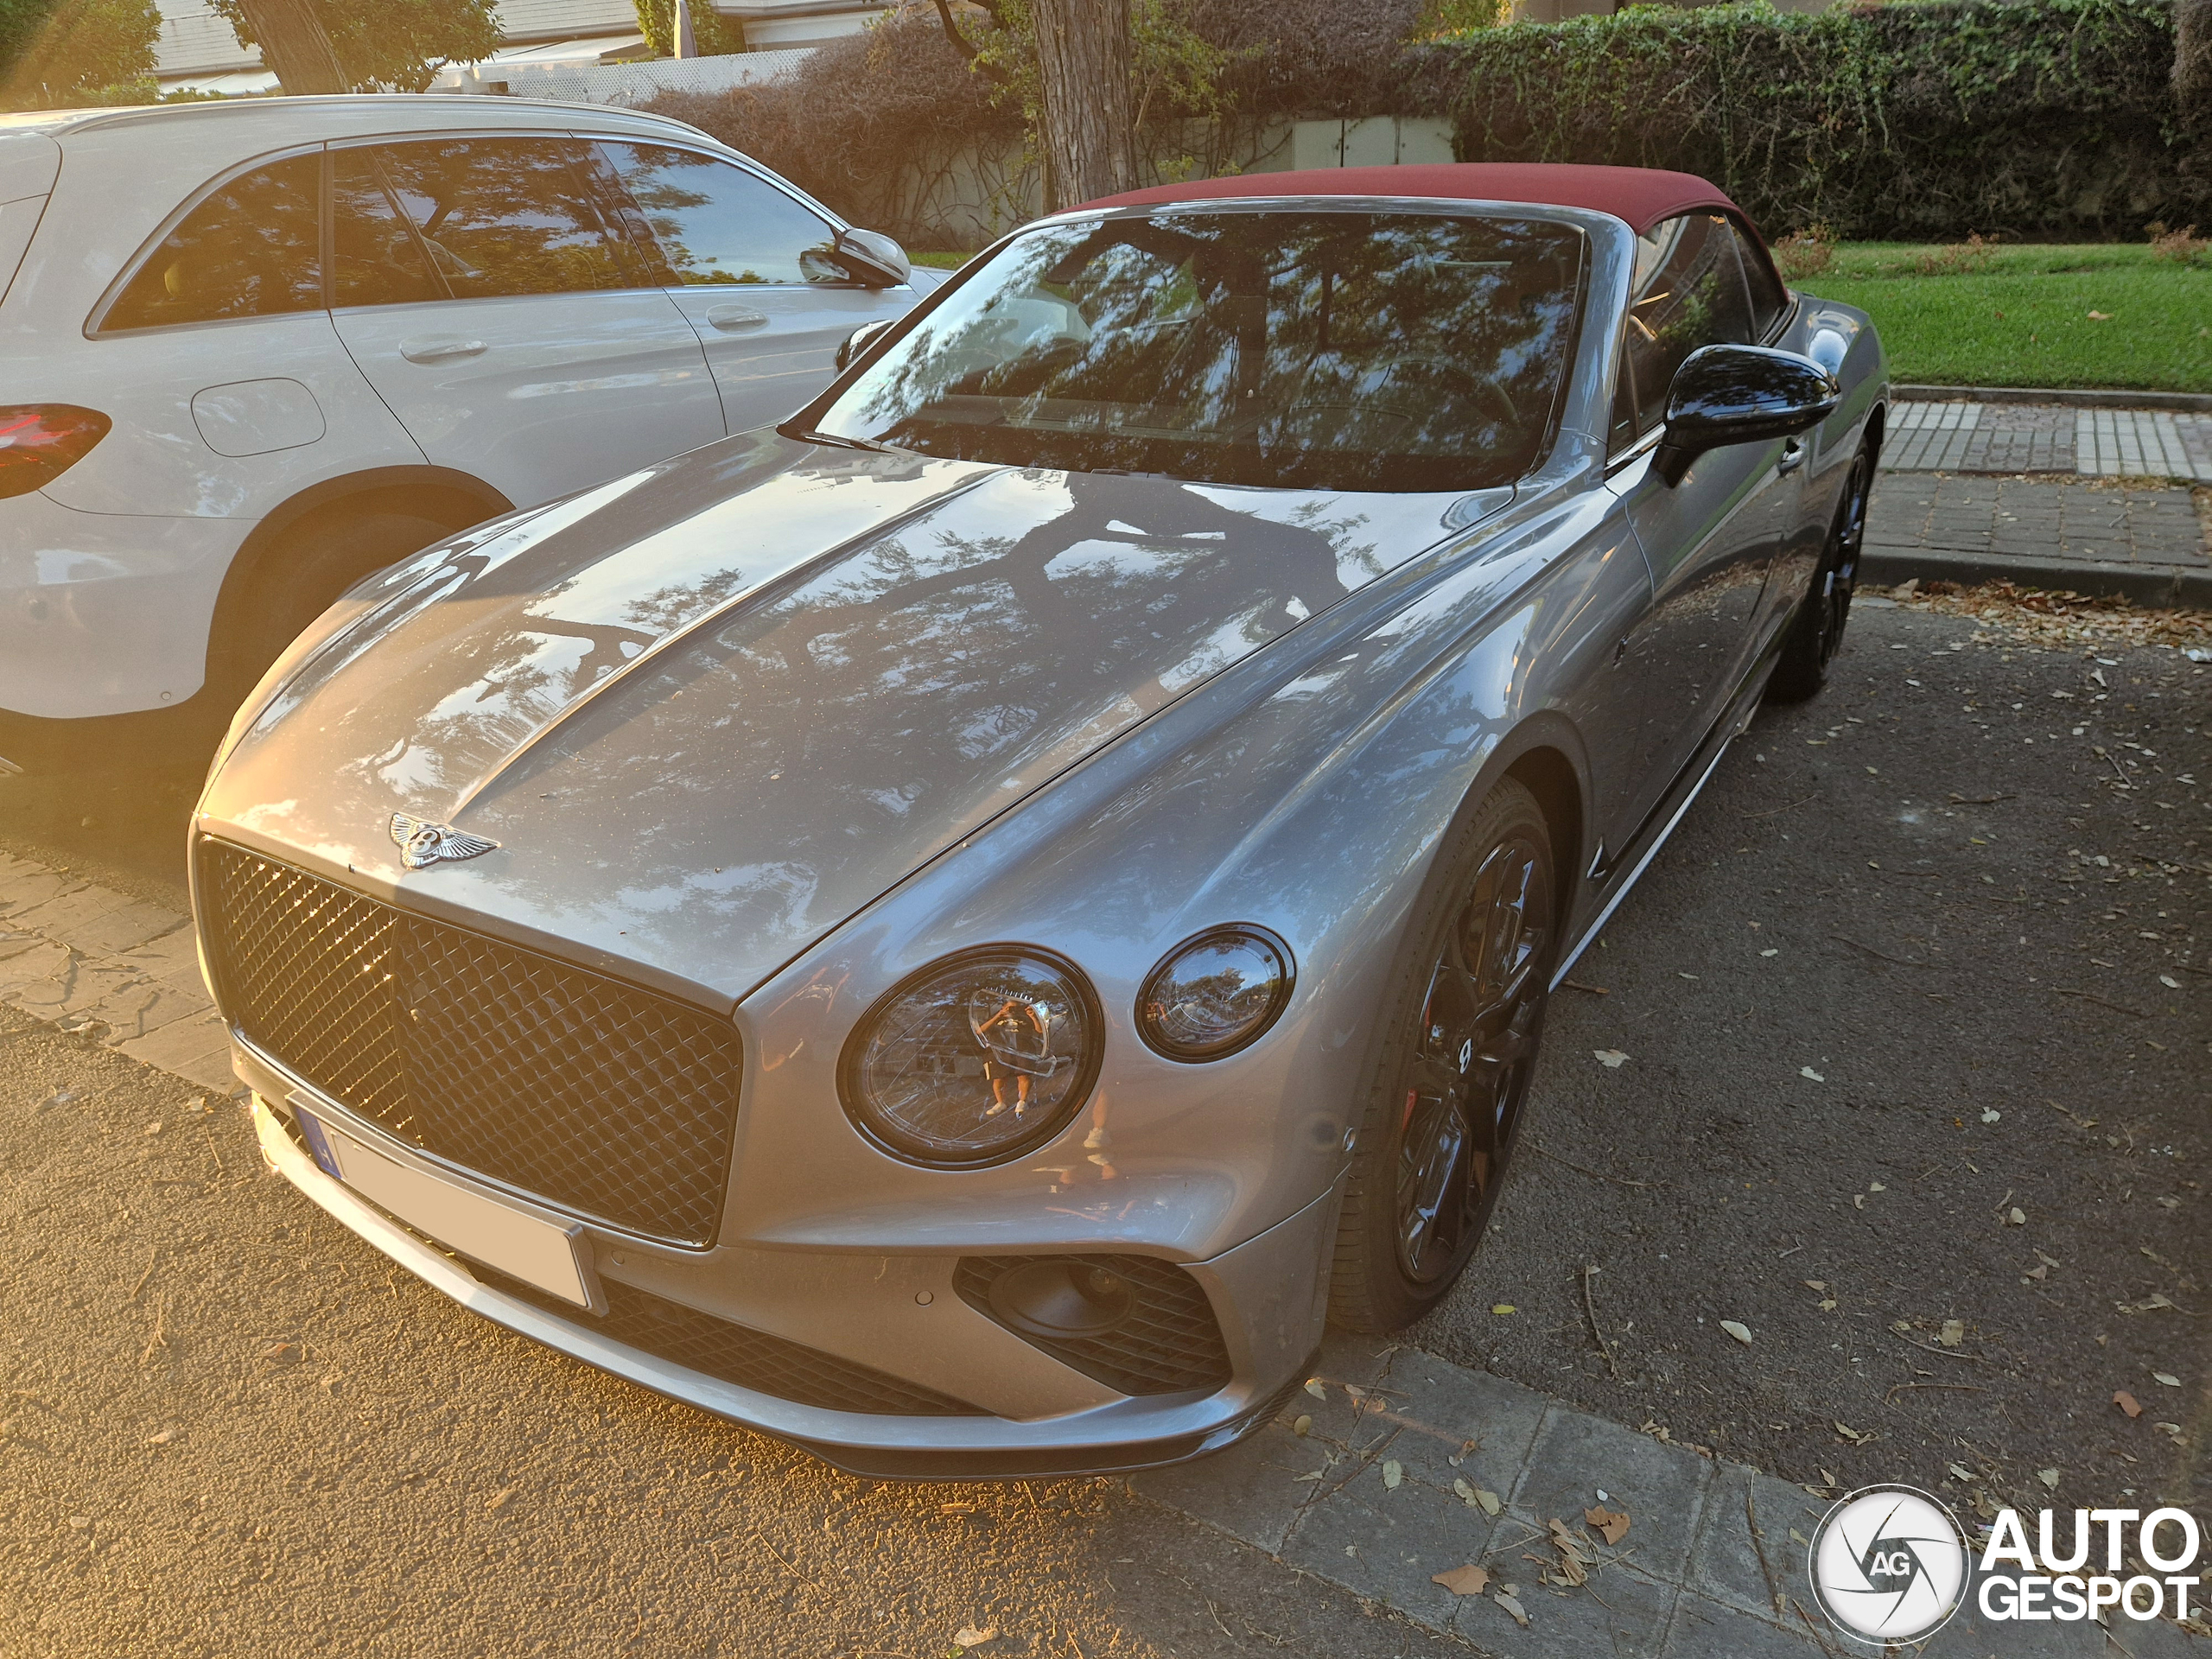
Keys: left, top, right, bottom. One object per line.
{"left": 248, "top": 1086, "right": 1332, "bottom": 1479}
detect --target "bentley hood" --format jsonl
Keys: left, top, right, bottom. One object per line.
{"left": 201, "top": 434, "right": 1471, "bottom": 1003}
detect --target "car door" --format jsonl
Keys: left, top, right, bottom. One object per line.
{"left": 592, "top": 139, "right": 920, "bottom": 435}
{"left": 1605, "top": 211, "right": 1801, "bottom": 823}
{"left": 327, "top": 136, "right": 723, "bottom": 510}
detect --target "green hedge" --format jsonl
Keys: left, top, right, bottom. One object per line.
{"left": 1429, "top": 0, "right": 2200, "bottom": 241}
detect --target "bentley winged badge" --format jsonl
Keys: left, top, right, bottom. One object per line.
{"left": 389, "top": 813, "right": 500, "bottom": 870}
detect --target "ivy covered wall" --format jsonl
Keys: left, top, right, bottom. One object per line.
{"left": 1432, "top": 0, "right": 2201, "bottom": 240}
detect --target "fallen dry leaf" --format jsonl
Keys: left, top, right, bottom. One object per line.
{"left": 2007, "top": 1207, "right": 2026, "bottom": 1226}
{"left": 1720, "top": 1319, "right": 1753, "bottom": 1345}
{"left": 1586, "top": 1503, "right": 1631, "bottom": 1545}
{"left": 2038, "top": 1468, "right": 2060, "bottom": 1488}
{"left": 1938, "top": 1319, "right": 1964, "bottom": 1348}
{"left": 1433, "top": 1563, "right": 1490, "bottom": 1596}
{"left": 2115, "top": 1391, "right": 2142, "bottom": 1418}
{"left": 952, "top": 1628, "right": 997, "bottom": 1650}
{"left": 1382, "top": 1459, "right": 1403, "bottom": 1490}
{"left": 1593, "top": 1049, "right": 1629, "bottom": 1069}
{"left": 2153, "top": 1372, "right": 2182, "bottom": 1387}
{"left": 485, "top": 1487, "right": 514, "bottom": 1513}
{"left": 1800, "top": 1066, "right": 1824, "bottom": 1082}
{"left": 2087, "top": 309, "right": 2112, "bottom": 319}
{"left": 1293, "top": 1414, "right": 1313, "bottom": 1436}
{"left": 1495, "top": 1592, "right": 1530, "bottom": 1627}
{"left": 1802, "top": 1281, "right": 1827, "bottom": 1293}
{"left": 259, "top": 1342, "right": 301, "bottom": 1364}
{"left": 1835, "top": 1422, "right": 1872, "bottom": 1445}
{"left": 144, "top": 1428, "right": 180, "bottom": 1446}
{"left": 1491, "top": 1303, "right": 1516, "bottom": 1315}
{"left": 1304, "top": 1378, "right": 1326, "bottom": 1401}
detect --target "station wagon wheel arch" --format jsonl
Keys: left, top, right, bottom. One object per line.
{"left": 202, "top": 463, "right": 510, "bottom": 702}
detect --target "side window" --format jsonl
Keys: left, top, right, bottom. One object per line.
{"left": 1730, "top": 218, "right": 1789, "bottom": 338}
{"left": 104, "top": 152, "right": 321, "bottom": 331}
{"left": 597, "top": 142, "right": 848, "bottom": 286}
{"left": 332, "top": 148, "right": 442, "bottom": 308}
{"left": 366, "top": 137, "right": 638, "bottom": 301}
{"left": 1622, "top": 213, "right": 1757, "bottom": 435}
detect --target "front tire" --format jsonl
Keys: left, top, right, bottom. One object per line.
{"left": 1329, "top": 778, "right": 1556, "bottom": 1333}
{"left": 1768, "top": 443, "right": 1872, "bottom": 703}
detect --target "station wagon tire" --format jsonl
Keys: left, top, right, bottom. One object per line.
{"left": 1767, "top": 442, "right": 1872, "bottom": 703}
{"left": 210, "top": 507, "right": 454, "bottom": 710}
{"left": 1329, "top": 777, "right": 1556, "bottom": 1334}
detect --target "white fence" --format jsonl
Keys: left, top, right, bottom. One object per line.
{"left": 434, "top": 48, "right": 813, "bottom": 104}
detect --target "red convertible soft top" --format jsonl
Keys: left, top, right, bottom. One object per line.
{"left": 1077, "top": 162, "right": 1746, "bottom": 239}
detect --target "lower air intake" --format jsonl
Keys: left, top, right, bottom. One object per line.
{"left": 954, "top": 1254, "right": 1233, "bottom": 1395}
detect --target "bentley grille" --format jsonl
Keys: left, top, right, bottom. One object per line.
{"left": 198, "top": 839, "right": 743, "bottom": 1249}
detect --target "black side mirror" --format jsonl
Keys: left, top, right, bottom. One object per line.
{"left": 833, "top": 227, "right": 911, "bottom": 289}
{"left": 1656, "top": 344, "right": 1840, "bottom": 486}
{"left": 835, "top": 318, "right": 894, "bottom": 372}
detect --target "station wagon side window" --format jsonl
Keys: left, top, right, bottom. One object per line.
{"left": 343, "top": 137, "right": 641, "bottom": 304}
{"left": 102, "top": 152, "right": 321, "bottom": 331}
{"left": 595, "top": 142, "right": 848, "bottom": 286}
{"left": 1614, "top": 212, "right": 1759, "bottom": 442}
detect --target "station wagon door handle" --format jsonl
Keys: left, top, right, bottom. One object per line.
{"left": 398, "top": 336, "right": 488, "bottom": 365}
{"left": 705, "top": 305, "right": 770, "bottom": 333}
{"left": 1777, "top": 438, "right": 1807, "bottom": 475}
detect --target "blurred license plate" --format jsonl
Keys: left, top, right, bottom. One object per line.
{"left": 294, "top": 1105, "right": 592, "bottom": 1307}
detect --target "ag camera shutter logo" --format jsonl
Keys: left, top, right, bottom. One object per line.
{"left": 1808, "top": 1484, "right": 1971, "bottom": 1643}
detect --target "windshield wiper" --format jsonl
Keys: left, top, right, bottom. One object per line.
{"left": 783, "top": 425, "right": 894, "bottom": 454}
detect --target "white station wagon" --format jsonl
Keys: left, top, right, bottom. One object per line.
{"left": 0, "top": 96, "right": 937, "bottom": 772}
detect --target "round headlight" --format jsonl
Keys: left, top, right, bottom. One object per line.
{"left": 1136, "top": 925, "right": 1294, "bottom": 1061}
{"left": 840, "top": 947, "right": 1101, "bottom": 1166}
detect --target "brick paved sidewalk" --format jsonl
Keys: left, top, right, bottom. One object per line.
{"left": 1863, "top": 401, "right": 2211, "bottom": 606}
{"left": 1881, "top": 400, "right": 2212, "bottom": 481}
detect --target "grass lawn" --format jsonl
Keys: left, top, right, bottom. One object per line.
{"left": 1797, "top": 241, "right": 2211, "bottom": 393}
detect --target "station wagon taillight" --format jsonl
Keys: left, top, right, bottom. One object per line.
{"left": 0, "top": 405, "right": 111, "bottom": 499}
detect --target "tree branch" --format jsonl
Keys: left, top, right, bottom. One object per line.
{"left": 931, "top": 0, "right": 1011, "bottom": 86}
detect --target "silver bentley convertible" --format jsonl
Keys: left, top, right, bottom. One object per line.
{"left": 192, "top": 163, "right": 1885, "bottom": 1477}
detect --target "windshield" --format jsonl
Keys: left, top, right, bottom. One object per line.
{"left": 808, "top": 210, "right": 1587, "bottom": 493}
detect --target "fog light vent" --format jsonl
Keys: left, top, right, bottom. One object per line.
{"left": 954, "top": 1254, "right": 1232, "bottom": 1396}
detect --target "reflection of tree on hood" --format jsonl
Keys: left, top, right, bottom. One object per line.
{"left": 784, "top": 474, "right": 1351, "bottom": 704}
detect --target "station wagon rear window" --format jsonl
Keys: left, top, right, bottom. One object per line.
{"left": 811, "top": 210, "right": 1586, "bottom": 493}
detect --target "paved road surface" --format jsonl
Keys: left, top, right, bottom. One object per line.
{"left": 1, "top": 600, "right": 2205, "bottom": 1656}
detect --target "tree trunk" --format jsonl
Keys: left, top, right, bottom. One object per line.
{"left": 2181, "top": 0, "right": 2212, "bottom": 125}
{"left": 1030, "top": 0, "right": 1136, "bottom": 207}
{"left": 235, "top": 0, "right": 349, "bottom": 95}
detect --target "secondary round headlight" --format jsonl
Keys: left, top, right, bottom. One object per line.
{"left": 840, "top": 947, "right": 1101, "bottom": 1166}
{"left": 1135, "top": 925, "right": 1294, "bottom": 1061}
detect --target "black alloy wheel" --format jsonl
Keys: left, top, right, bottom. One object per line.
{"left": 1769, "top": 443, "right": 1872, "bottom": 702}
{"left": 1332, "top": 778, "right": 1555, "bottom": 1332}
